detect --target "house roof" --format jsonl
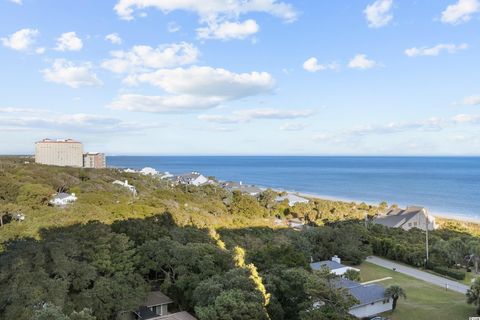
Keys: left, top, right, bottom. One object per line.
{"left": 160, "top": 312, "right": 197, "bottom": 320}
{"left": 333, "top": 278, "right": 386, "bottom": 306}
{"left": 53, "top": 193, "right": 75, "bottom": 200}
{"left": 311, "top": 260, "right": 346, "bottom": 271}
{"left": 373, "top": 211, "right": 420, "bottom": 228}
{"left": 143, "top": 291, "right": 173, "bottom": 307}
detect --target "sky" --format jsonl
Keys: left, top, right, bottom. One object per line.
{"left": 0, "top": 0, "right": 480, "bottom": 156}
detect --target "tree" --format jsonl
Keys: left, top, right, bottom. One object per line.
{"left": 385, "top": 285, "right": 406, "bottom": 311}
{"left": 467, "top": 278, "right": 480, "bottom": 315}
{"left": 344, "top": 269, "right": 361, "bottom": 282}
{"left": 16, "top": 183, "right": 52, "bottom": 208}
{"left": 33, "top": 304, "right": 96, "bottom": 320}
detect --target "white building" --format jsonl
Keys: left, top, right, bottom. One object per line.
{"left": 35, "top": 139, "right": 83, "bottom": 167}
{"left": 310, "top": 256, "right": 360, "bottom": 276}
{"left": 276, "top": 193, "right": 310, "bottom": 206}
{"left": 373, "top": 206, "right": 436, "bottom": 231}
{"left": 113, "top": 180, "right": 137, "bottom": 196}
{"left": 175, "top": 172, "right": 209, "bottom": 186}
{"left": 140, "top": 167, "right": 159, "bottom": 176}
{"left": 50, "top": 193, "right": 77, "bottom": 206}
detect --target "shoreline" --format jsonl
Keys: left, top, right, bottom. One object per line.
{"left": 272, "top": 188, "right": 480, "bottom": 225}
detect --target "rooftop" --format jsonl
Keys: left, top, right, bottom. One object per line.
{"left": 333, "top": 278, "right": 387, "bottom": 306}
{"left": 143, "top": 291, "right": 173, "bottom": 308}
{"left": 310, "top": 260, "right": 346, "bottom": 271}
{"left": 36, "top": 138, "right": 81, "bottom": 144}
{"left": 159, "top": 312, "right": 197, "bottom": 320}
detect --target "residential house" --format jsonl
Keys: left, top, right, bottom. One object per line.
{"left": 372, "top": 206, "right": 436, "bottom": 231}
{"left": 113, "top": 180, "right": 137, "bottom": 196}
{"left": 140, "top": 167, "right": 159, "bottom": 176}
{"left": 275, "top": 193, "right": 310, "bottom": 206}
{"left": 310, "top": 256, "right": 360, "bottom": 276}
{"left": 120, "top": 291, "right": 196, "bottom": 320}
{"left": 175, "top": 172, "right": 209, "bottom": 186}
{"left": 333, "top": 278, "right": 393, "bottom": 318}
{"left": 221, "top": 181, "right": 262, "bottom": 196}
{"left": 50, "top": 193, "right": 77, "bottom": 206}
{"left": 124, "top": 168, "right": 137, "bottom": 173}
{"left": 287, "top": 218, "right": 305, "bottom": 230}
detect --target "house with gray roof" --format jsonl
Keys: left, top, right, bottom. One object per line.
{"left": 275, "top": 193, "right": 310, "bottom": 206}
{"left": 310, "top": 256, "right": 360, "bottom": 276}
{"left": 221, "top": 181, "right": 262, "bottom": 196}
{"left": 172, "top": 172, "right": 209, "bottom": 186}
{"left": 372, "top": 206, "right": 436, "bottom": 231}
{"left": 333, "top": 278, "right": 393, "bottom": 318}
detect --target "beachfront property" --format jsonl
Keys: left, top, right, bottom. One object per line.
{"left": 220, "top": 181, "right": 262, "bottom": 196}
{"left": 373, "top": 206, "right": 436, "bottom": 231}
{"left": 83, "top": 152, "right": 106, "bottom": 168}
{"left": 276, "top": 193, "right": 310, "bottom": 206}
{"left": 35, "top": 138, "right": 106, "bottom": 168}
{"left": 50, "top": 192, "right": 77, "bottom": 207}
{"left": 113, "top": 180, "right": 137, "bottom": 196}
{"left": 140, "top": 167, "right": 159, "bottom": 176}
{"left": 310, "top": 256, "right": 360, "bottom": 276}
{"left": 173, "top": 172, "right": 210, "bottom": 186}
{"left": 333, "top": 278, "right": 393, "bottom": 318}
{"left": 120, "top": 291, "right": 197, "bottom": 320}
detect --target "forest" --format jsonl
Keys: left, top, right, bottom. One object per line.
{"left": 1, "top": 157, "right": 479, "bottom": 319}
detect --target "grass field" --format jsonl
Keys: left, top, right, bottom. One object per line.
{"left": 359, "top": 262, "right": 476, "bottom": 320}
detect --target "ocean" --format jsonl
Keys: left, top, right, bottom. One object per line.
{"left": 107, "top": 156, "right": 480, "bottom": 220}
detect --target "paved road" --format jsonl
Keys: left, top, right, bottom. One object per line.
{"left": 366, "top": 256, "right": 470, "bottom": 294}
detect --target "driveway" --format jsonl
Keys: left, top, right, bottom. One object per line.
{"left": 366, "top": 256, "right": 470, "bottom": 294}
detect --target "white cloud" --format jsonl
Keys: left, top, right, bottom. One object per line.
{"left": 55, "top": 32, "right": 83, "bottom": 51}
{"left": 198, "top": 108, "right": 313, "bottom": 124}
{"left": 105, "top": 33, "right": 122, "bottom": 45}
{"left": 405, "top": 43, "right": 468, "bottom": 57}
{"left": 462, "top": 95, "right": 480, "bottom": 105}
{"left": 452, "top": 113, "right": 480, "bottom": 123}
{"left": 35, "top": 47, "right": 46, "bottom": 54}
{"left": 114, "top": 0, "right": 298, "bottom": 22}
{"left": 441, "top": 0, "right": 480, "bottom": 24}
{"left": 108, "top": 94, "right": 223, "bottom": 113}
{"left": 124, "top": 66, "right": 275, "bottom": 100}
{"left": 42, "top": 59, "right": 102, "bottom": 88}
{"left": 348, "top": 118, "right": 443, "bottom": 136}
{"left": 8, "top": 0, "right": 22, "bottom": 5}
{"left": 348, "top": 54, "right": 377, "bottom": 70}
{"left": 102, "top": 42, "right": 198, "bottom": 73}
{"left": 168, "top": 22, "right": 181, "bottom": 33}
{"left": 197, "top": 19, "right": 259, "bottom": 40}
{"left": 364, "top": 0, "right": 394, "bottom": 28}
{"left": 302, "top": 57, "right": 338, "bottom": 73}
{"left": 280, "top": 122, "right": 307, "bottom": 131}
{"left": 1, "top": 28, "right": 39, "bottom": 51}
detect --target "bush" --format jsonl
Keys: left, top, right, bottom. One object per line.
{"left": 432, "top": 266, "right": 466, "bottom": 280}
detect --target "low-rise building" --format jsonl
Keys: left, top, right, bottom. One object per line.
{"left": 221, "top": 181, "right": 262, "bottom": 196}
{"left": 140, "top": 167, "right": 159, "bottom": 176}
{"left": 372, "top": 206, "right": 436, "bottom": 231}
{"left": 83, "top": 152, "right": 106, "bottom": 168}
{"left": 276, "top": 193, "right": 310, "bottom": 206}
{"left": 174, "top": 172, "right": 209, "bottom": 186}
{"left": 113, "top": 180, "right": 137, "bottom": 196}
{"left": 310, "top": 256, "right": 360, "bottom": 276}
{"left": 50, "top": 192, "right": 77, "bottom": 207}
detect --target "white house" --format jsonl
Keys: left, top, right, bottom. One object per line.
{"left": 333, "top": 278, "right": 393, "bottom": 318}
{"left": 276, "top": 193, "right": 310, "bottom": 206}
{"left": 310, "top": 256, "right": 360, "bottom": 276}
{"left": 373, "top": 206, "right": 436, "bottom": 231}
{"left": 50, "top": 193, "right": 77, "bottom": 206}
{"left": 175, "top": 172, "right": 209, "bottom": 186}
{"left": 123, "top": 168, "right": 137, "bottom": 173}
{"left": 113, "top": 180, "right": 137, "bottom": 196}
{"left": 140, "top": 167, "right": 159, "bottom": 176}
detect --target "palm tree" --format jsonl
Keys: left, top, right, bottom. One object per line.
{"left": 467, "top": 278, "right": 480, "bottom": 315}
{"left": 385, "top": 285, "right": 406, "bottom": 311}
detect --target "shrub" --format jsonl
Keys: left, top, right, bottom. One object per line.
{"left": 432, "top": 266, "right": 466, "bottom": 280}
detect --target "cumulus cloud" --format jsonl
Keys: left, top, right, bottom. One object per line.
{"left": 1, "top": 28, "right": 39, "bottom": 51}
{"left": 462, "top": 95, "right": 480, "bottom": 106}
{"left": 198, "top": 108, "right": 313, "bottom": 124}
{"left": 102, "top": 42, "right": 198, "bottom": 73}
{"left": 55, "top": 32, "right": 83, "bottom": 51}
{"left": 8, "top": 0, "right": 22, "bottom": 5}
{"left": 441, "top": 0, "right": 480, "bottom": 24}
{"left": 0, "top": 108, "right": 161, "bottom": 133}
{"left": 105, "top": 33, "right": 122, "bottom": 45}
{"left": 302, "top": 57, "right": 338, "bottom": 73}
{"left": 108, "top": 94, "right": 223, "bottom": 113}
{"left": 124, "top": 66, "right": 275, "bottom": 100}
{"left": 405, "top": 43, "right": 468, "bottom": 57}
{"left": 197, "top": 19, "right": 259, "bottom": 40}
{"left": 364, "top": 0, "right": 394, "bottom": 28}
{"left": 114, "top": 0, "right": 298, "bottom": 22}
{"left": 348, "top": 54, "right": 377, "bottom": 70}
{"left": 348, "top": 118, "right": 443, "bottom": 136}
{"left": 42, "top": 59, "right": 102, "bottom": 88}
{"left": 452, "top": 113, "right": 480, "bottom": 123}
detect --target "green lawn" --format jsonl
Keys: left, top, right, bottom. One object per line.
{"left": 359, "top": 262, "right": 476, "bottom": 320}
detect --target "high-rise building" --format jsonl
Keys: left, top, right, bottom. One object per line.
{"left": 83, "top": 152, "right": 106, "bottom": 168}
{"left": 35, "top": 139, "right": 84, "bottom": 167}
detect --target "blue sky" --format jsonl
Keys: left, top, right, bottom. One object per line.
{"left": 1, "top": 0, "right": 479, "bottom": 155}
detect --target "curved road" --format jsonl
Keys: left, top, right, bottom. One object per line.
{"left": 366, "top": 256, "right": 470, "bottom": 294}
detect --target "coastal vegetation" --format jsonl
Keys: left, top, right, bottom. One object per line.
{"left": 0, "top": 157, "right": 479, "bottom": 319}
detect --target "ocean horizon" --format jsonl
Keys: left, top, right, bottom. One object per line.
{"left": 107, "top": 156, "right": 480, "bottom": 221}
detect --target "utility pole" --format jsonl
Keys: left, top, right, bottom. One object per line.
{"left": 425, "top": 209, "right": 429, "bottom": 266}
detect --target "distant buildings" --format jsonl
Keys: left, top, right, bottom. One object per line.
{"left": 373, "top": 206, "right": 436, "bottom": 231}
{"left": 50, "top": 192, "right": 77, "bottom": 207}
{"left": 35, "top": 138, "right": 106, "bottom": 168}
{"left": 276, "top": 193, "right": 310, "bottom": 206}
{"left": 113, "top": 180, "right": 137, "bottom": 196}
{"left": 310, "top": 256, "right": 360, "bottom": 276}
